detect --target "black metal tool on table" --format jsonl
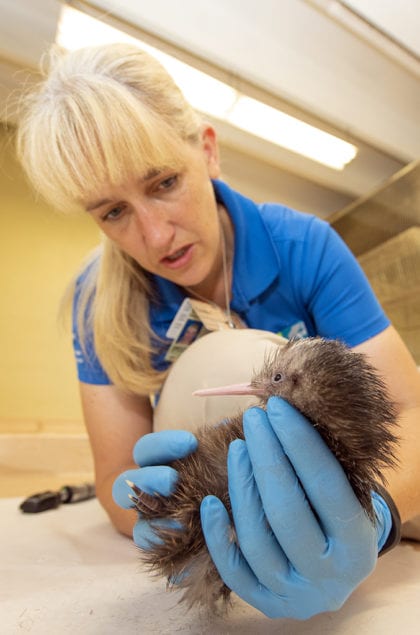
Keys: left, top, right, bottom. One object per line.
{"left": 19, "top": 483, "right": 96, "bottom": 513}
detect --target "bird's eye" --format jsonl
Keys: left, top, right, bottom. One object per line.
{"left": 272, "top": 373, "right": 283, "bottom": 383}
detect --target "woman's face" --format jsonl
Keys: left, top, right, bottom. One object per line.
{"left": 84, "top": 127, "right": 223, "bottom": 295}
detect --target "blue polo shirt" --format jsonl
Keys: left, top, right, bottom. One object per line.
{"left": 73, "top": 180, "right": 389, "bottom": 384}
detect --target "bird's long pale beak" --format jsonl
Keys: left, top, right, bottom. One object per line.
{"left": 193, "top": 383, "right": 265, "bottom": 397}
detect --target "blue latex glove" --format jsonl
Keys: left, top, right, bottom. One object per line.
{"left": 200, "top": 397, "right": 392, "bottom": 620}
{"left": 112, "top": 430, "right": 198, "bottom": 547}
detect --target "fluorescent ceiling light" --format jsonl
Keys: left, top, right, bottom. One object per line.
{"left": 227, "top": 96, "right": 357, "bottom": 169}
{"left": 56, "top": 5, "right": 358, "bottom": 170}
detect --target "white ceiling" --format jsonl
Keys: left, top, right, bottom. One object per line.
{"left": 1, "top": 0, "right": 419, "bottom": 215}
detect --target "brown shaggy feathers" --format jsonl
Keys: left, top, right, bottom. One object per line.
{"left": 130, "top": 337, "right": 399, "bottom": 610}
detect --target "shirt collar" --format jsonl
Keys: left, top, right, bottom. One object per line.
{"left": 149, "top": 275, "right": 185, "bottom": 327}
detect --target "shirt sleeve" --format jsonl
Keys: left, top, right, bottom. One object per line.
{"left": 72, "top": 271, "right": 111, "bottom": 385}
{"left": 299, "top": 217, "right": 390, "bottom": 346}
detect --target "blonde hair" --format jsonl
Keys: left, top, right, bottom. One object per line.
{"left": 17, "top": 43, "right": 203, "bottom": 395}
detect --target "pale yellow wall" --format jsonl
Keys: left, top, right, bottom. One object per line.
{"left": 0, "top": 127, "right": 101, "bottom": 431}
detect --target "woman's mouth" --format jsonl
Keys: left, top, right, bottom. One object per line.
{"left": 161, "top": 244, "right": 194, "bottom": 269}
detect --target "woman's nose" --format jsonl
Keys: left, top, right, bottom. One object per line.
{"left": 134, "top": 205, "right": 175, "bottom": 249}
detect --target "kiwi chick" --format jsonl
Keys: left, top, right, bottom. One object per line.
{"left": 128, "top": 337, "right": 399, "bottom": 611}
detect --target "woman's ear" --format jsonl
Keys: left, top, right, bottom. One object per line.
{"left": 200, "top": 125, "right": 221, "bottom": 178}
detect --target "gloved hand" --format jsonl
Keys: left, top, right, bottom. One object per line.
{"left": 112, "top": 430, "right": 198, "bottom": 548}
{"left": 200, "top": 397, "right": 392, "bottom": 620}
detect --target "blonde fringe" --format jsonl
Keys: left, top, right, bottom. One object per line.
{"left": 16, "top": 43, "right": 202, "bottom": 214}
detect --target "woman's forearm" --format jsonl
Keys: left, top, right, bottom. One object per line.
{"left": 384, "top": 405, "right": 420, "bottom": 524}
{"left": 96, "top": 470, "right": 138, "bottom": 538}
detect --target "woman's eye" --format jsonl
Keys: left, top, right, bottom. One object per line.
{"left": 102, "top": 206, "right": 124, "bottom": 222}
{"left": 159, "top": 175, "right": 178, "bottom": 190}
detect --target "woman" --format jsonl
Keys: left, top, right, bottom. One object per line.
{"left": 17, "top": 43, "right": 420, "bottom": 619}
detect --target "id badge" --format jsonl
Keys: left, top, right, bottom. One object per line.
{"left": 164, "top": 298, "right": 245, "bottom": 362}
